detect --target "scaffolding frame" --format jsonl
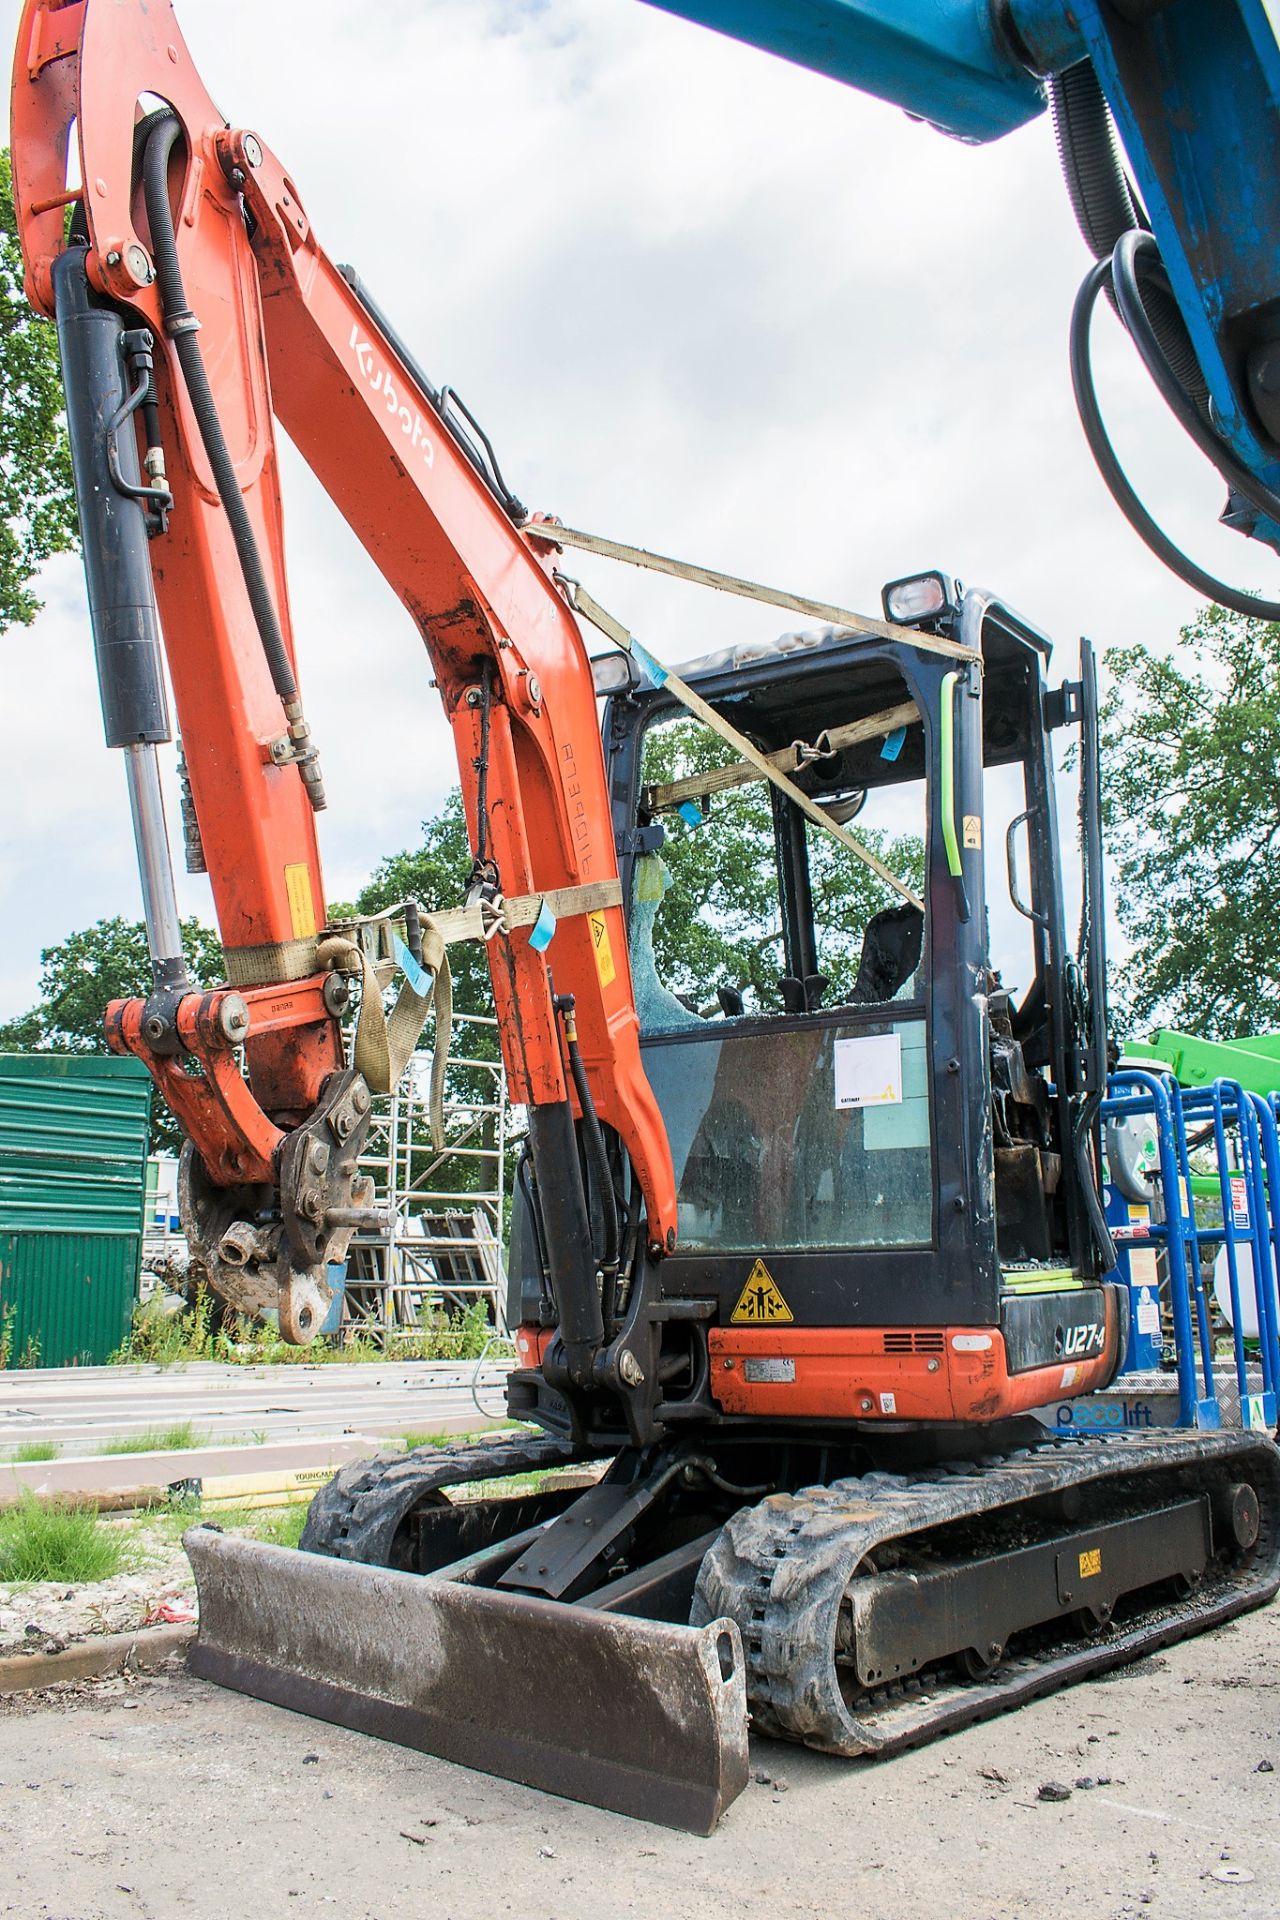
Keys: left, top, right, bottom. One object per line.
{"left": 341, "top": 1011, "right": 509, "bottom": 1347}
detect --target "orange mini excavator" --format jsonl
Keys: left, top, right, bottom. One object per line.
{"left": 11, "top": 0, "right": 1279, "bottom": 1834}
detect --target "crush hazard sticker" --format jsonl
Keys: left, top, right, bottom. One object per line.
{"left": 587, "top": 910, "right": 616, "bottom": 986}
{"left": 731, "top": 1259, "right": 794, "bottom": 1325}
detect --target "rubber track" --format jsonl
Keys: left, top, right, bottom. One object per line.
{"left": 693, "top": 1429, "right": 1280, "bottom": 1756}
{"left": 300, "top": 1430, "right": 588, "bottom": 1567}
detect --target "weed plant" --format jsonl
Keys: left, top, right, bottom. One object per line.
{"left": 112, "top": 1286, "right": 493, "bottom": 1369}
{"left": 159, "top": 1498, "right": 311, "bottom": 1552}
{"left": 0, "top": 1496, "right": 127, "bottom": 1585}
{"left": 98, "top": 1421, "right": 206, "bottom": 1456}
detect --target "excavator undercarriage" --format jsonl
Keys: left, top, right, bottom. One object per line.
{"left": 187, "top": 1424, "right": 1280, "bottom": 1830}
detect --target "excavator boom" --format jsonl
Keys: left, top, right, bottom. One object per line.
{"left": 12, "top": 0, "right": 676, "bottom": 1351}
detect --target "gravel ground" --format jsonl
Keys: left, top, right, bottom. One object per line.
{"left": 0, "top": 1524, "right": 195, "bottom": 1660}
{"left": 0, "top": 1453, "right": 585, "bottom": 1663}
{"left": 1, "top": 1594, "right": 1278, "bottom": 1919}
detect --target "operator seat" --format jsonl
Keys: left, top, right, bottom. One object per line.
{"left": 850, "top": 903, "right": 924, "bottom": 1004}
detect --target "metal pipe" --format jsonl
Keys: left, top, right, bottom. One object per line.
{"left": 123, "top": 743, "right": 185, "bottom": 974}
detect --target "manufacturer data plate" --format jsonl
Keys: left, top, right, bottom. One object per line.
{"left": 743, "top": 1357, "right": 796, "bottom": 1384}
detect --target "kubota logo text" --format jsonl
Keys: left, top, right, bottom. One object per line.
{"left": 349, "top": 326, "right": 435, "bottom": 468}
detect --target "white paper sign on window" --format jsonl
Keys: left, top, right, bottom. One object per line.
{"left": 834, "top": 1032, "right": 903, "bottom": 1110}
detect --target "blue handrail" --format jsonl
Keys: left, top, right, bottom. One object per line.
{"left": 1100, "top": 1069, "right": 1280, "bottom": 1431}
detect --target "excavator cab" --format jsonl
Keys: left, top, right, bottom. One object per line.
{"left": 507, "top": 576, "right": 1125, "bottom": 1443}
{"left": 193, "top": 582, "right": 1279, "bottom": 1833}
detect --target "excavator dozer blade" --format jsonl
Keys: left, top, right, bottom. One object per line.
{"left": 184, "top": 1528, "right": 750, "bottom": 1834}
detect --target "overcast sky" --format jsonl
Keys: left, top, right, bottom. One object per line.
{"left": 0, "top": 0, "right": 1258, "bottom": 1018}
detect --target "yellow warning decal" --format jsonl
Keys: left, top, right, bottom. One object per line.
{"left": 587, "top": 909, "right": 616, "bottom": 987}
{"left": 1079, "top": 1547, "right": 1102, "bottom": 1580}
{"left": 731, "top": 1259, "right": 794, "bottom": 1325}
{"left": 284, "top": 862, "right": 317, "bottom": 941}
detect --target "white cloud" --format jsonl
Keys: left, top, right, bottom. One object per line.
{"left": 0, "top": 0, "right": 1261, "bottom": 1015}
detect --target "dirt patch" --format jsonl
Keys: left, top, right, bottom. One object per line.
{"left": 0, "top": 1526, "right": 194, "bottom": 1658}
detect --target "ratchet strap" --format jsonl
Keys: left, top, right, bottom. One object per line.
{"left": 317, "top": 878, "right": 623, "bottom": 1147}
{"left": 565, "top": 577, "right": 925, "bottom": 912}
{"left": 536, "top": 522, "right": 982, "bottom": 667}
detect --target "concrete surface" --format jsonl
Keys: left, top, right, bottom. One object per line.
{"left": 0, "top": 1623, "right": 194, "bottom": 1693}
{"left": 1, "top": 1600, "right": 1278, "bottom": 1920}
{"left": 1, "top": 1437, "right": 384, "bottom": 1505}
{"left": 0, "top": 1360, "right": 510, "bottom": 1455}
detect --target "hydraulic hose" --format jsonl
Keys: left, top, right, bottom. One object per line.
{"left": 142, "top": 114, "right": 325, "bottom": 805}
{"left": 557, "top": 997, "right": 621, "bottom": 1295}
{"left": 1069, "top": 259, "right": 1280, "bottom": 623}
{"left": 1048, "top": 61, "right": 1204, "bottom": 405}
{"left": 1048, "top": 61, "right": 1139, "bottom": 262}
{"left": 1051, "top": 58, "right": 1280, "bottom": 613}
{"left": 1111, "top": 230, "right": 1280, "bottom": 533}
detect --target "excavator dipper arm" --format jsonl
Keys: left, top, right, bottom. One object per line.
{"left": 11, "top": 0, "right": 676, "bottom": 1358}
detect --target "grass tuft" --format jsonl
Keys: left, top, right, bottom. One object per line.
{"left": 11, "top": 1440, "right": 59, "bottom": 1463}
{"left": 399, "top": 1430, "right": 454, "bottom": 1453}
{"left": 98, "top": 1420, "right": 206, "bottom": 1456}
{"left": 174, "top": 1501, "right": 311, "bottom": 1552}
{"left": 0, "top": 1495, "right": 128, "bottom": 1584}
{"left": 111, "top": 1285, "right": 495, "bottom": 1369}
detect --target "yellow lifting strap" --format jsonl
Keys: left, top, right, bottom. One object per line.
{"left": 320, "top": 878, "right": 623, "bottom": 1148}
{"left": 540, "top": 522, "right": 982, "bottom": 667}
{"left": 644, "top": 697, "right": 922, "bottom": 813}
{"left": 566, "top": 577, "right": 925, "bottom": 913}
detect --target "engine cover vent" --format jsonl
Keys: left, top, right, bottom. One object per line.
{"left": 882, "top": 1331, "right": 946, "bottom": 1354}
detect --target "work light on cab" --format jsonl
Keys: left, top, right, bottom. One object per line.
{"left": 881, "top": 569, "right": 957, "bottom": 627}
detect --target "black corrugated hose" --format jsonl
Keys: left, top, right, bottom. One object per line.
{"left": 141, "top": 114, "right": 331, "bottom": 797}
{"left": 1052, "top": 62, "right": 1280, "bottom": 617}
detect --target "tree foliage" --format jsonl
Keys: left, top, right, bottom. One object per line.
{"left": 0, "top": 149, "right": 78, "bottom": 628}
{"left": 642, "top": 718, "right": 926, "bottom": 1008}
{"left": 0, "top": 916, "right": 223, "bottom": 1057}
{"left": 0, "top": 917, "right": 224, "bottom": 1150}
{"left": 1101, "top": 604, "right": 1280, "bottom": 1038}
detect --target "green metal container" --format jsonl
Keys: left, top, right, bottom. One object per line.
{"left": 0, "top": 1053, "right": 153, "bottom": 1367}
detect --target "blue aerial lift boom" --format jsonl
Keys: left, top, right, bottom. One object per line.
{"left": 647, "top": 3, "right": 1280, "bottom": 615}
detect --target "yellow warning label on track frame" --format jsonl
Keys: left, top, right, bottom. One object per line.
{"left": 587, "top": 910, "right": 616, "bottom": 986}
{"left": 731, "top": 1259, "right": 794, "bottom": 1325}
{"left": 1079, "top": 1547, "right": 1102, "bottom": 1580}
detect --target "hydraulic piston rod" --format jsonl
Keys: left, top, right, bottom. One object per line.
{"left": 122, "top": 741, "right": 185, "bottom": 979}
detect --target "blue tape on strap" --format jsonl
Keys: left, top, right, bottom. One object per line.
{"left": 677, "top": 801, "right": 702, "bottom": 827}
{"left": 528, "top": 898, "right": 558, "bottom": 952}
{"left": 631, "top": 640, "right": 669, "bottom": 687}
{"left": 880, "top": 725, "right": 907, "bottom": 763}
{"left": 394, "top": 935, "right": 432, "bottom": 997}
